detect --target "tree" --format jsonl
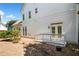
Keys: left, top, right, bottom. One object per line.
{"left": 6, "top": 20, "right": 17, "bottom": 26}
{"left": 6, "top": 20, "right": 17, "bottom": 30}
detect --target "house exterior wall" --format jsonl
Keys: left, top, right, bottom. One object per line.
{"left": 21, "top": 3, "right": 78, "bottom": 44}
{"left": 76, "top": 4, "right": 79, "bottom": 44}
{"left": 77, "top": 4, "right": 79, "bottom": 33}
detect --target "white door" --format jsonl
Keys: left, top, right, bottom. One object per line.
{"left": 51, "top": 22, "right": 63, "bottom": 38}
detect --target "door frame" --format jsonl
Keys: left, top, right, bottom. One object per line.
{"left": 50, "top": 22, "right": 63, "bottom": 38}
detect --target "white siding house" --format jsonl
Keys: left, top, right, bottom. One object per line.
{"left": 0, "top": 23, "right": 7, "bottom": 31}
{"left": 0, "top": 15, "right": 7, "bottom": 31}
{"left": 21, "top": 3, "right": 79, "bottom": 46}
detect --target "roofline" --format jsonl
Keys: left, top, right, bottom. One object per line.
{"left": 12, "top": 20, "right": 22, "bottom": 26}
{"left": 20, "top": 3, "right": 25, "bottom": 13}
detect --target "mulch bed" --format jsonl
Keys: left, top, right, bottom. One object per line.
{"left": 24, "top": 42, "right": 79, "bottom": 56}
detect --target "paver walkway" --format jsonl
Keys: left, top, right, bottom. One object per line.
{"left": 0, "top": 38, "right": 36, "bottom": 56}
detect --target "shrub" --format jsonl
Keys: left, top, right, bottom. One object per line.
{"left": 0, "top": 31, "right": 7, "bottom": 38}
{"left": 11, "top": 30, "right": 19, "bottom": 37}
{"left": 11, "top": 30, "right": 20, "bottom": 43}
{"left": 0, "top": 30, "right": 20, "bottom": 43}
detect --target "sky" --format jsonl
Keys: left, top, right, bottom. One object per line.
{"left": 0, "top": 3, "right": 23, "bottom": 24}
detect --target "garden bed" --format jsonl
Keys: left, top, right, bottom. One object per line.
{"left": 24, "top": 43, "right": 79, "bottom": 56}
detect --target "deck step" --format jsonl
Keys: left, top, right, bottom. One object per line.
{"left": 47, "top": 42, "right": 66, "bottom": 47}
{"left": 36, "top": 39, "right": 67, "bottom": 47}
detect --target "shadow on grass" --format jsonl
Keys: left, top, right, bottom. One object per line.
{"left": 24, "top": 43, "right": 79, "bottom": 56}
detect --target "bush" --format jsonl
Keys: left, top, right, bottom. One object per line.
{"left": 11, "top": 30, "right": 20, "bottom": 43}
{"left": 11, "top": 30, "right": 19, "bottom": 37}
{"left": 0, "top": 31, "right": 7, "bottom": 38}
{"left": 0, "top": 30, "right": 20, "bottom": 43}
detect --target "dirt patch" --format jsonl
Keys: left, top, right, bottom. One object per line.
{"left": 0, "top": 41, "right": 24, "bottom": 56}
{"left": 0, "top": 37, "right": 37, "bottom": 56}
